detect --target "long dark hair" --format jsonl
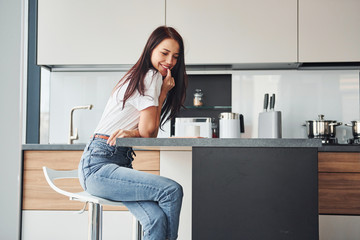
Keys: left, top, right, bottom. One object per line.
{"left": 114, "top": 26, "right": 188, "bottom": 127}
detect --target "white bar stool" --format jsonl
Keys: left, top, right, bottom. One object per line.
{"left": 42, "top": 166, "right": 142, "bottom": 240}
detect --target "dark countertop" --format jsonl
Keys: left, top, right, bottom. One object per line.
{"left": 22, "top": 139, "right": 359, "bottom": 152}
{"left": 318, "top": 144, "right": 360, "bottom": 152}
{"left": 22, "top": 144, "right": 86, "bottom": 151}
{"left": 116, "top": 138, "right": 322, "bottom": 150}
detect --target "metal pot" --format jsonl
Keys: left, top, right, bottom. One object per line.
{"left": 345, "top": 121, "right": 360, "bottom": 139}
{"left": 304, "top": 114, "right": 342, "bottom": 139}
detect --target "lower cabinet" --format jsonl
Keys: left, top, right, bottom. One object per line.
{"left": 22, "top": 150, "right": 160, "bottom": 211}
{"left": 22, "top": 149, "right": 159, "bottom": 239}
{"left": 319, "top": 215, "right": 360, "bottom": 240}
{"left": 22, "top": 210, "right": 134, "bottom": 240}
{"left": 22, "top": 149, "right": 360, "bottom": 239}
{"left": 318, "top": 152, "right": 360, "bottom": 214}
{"left": 318, "top": 152, "right": 360, "bottom": 240}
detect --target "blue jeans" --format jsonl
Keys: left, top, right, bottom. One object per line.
{"left": 78, "top": 134, "right": 183, "bottom": 240}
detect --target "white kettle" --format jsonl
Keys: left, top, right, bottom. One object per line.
{"left": 219, "top": 112, "right": 244, "bottom": 138}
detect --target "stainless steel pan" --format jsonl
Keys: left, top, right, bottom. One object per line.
{"left": 303, "top": 114, "right": 342, "bottom": 139}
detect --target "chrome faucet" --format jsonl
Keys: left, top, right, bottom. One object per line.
{"left": 69, "top": 104, "right": 93, "bottom": 144}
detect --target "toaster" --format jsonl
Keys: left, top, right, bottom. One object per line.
{"left": 175, "top": 117, "right": 212, "bottom": 138}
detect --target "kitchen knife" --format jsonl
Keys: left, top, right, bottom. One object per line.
{"left": 263, "top": 93, "right": 269, "bottom": 112}
{"left": 270, "top": 94, "right": 275, "bottom": 111}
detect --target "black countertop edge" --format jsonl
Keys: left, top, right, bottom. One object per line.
{"left": 318, "top": 145, "right": 360, "bottom": 152}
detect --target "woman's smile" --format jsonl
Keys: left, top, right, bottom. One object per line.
{"left": 151, "top": 38, "right": 180, "bottom": 76}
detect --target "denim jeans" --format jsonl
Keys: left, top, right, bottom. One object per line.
{"left": 78, "top": 134, "right": 183, "bottom": 240}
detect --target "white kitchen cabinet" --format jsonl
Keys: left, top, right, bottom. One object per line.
{"left": 160, "top": 151, "right": 192, "bottom": 240}
{"left": 319, "top": 215, "right": 360, "bottom": 240}
{"left": 166, "top": 0, "right": 297, "bottom": 64}
{"left": 22, "top": 210, "right": 134, "bottom": 240}
{"left": 37, "top": 0, "right": 165, "bottom": 65}
{"left": 299, "top": 0, "right": 360, "bottom": 62}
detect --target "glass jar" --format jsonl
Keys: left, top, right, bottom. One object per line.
{"left": 193, "top": 89, "right": 203, "bottom": 107}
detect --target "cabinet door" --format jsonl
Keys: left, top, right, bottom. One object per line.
{"left": 37, "top": 0, "right": 165, "bottom": 65}
{"left": 166, "top": 0, "right": 297, "bottom": 64}
{"left": 319, "top": 173, "right": 360, "bottom": 214}
{"left": 318, "top": 152, "right": 360, "bottom": 214}
{"left": 299, "top": 0, "right": 360, "bottom": 62}
{"left": 22, "top": 150, "right": 159, "bottom": 211}
{"left": 22, "top": 211, "right": 133, "bottom": 240}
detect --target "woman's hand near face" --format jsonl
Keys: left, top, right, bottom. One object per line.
{"left": 107, "top": 129, "right": 140, "bottom": 146}
{"left": 161, "top": 69, "right": 175, "bottom": 95}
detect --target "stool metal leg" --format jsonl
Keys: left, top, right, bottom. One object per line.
{"left": 136, "top": 220, "right": 143, "bottom": 240}
{"left": 88, "top": 202, "right": 102, "bottom": 240}
{"left": 132, "top": 216, "right": 143, "bottom": 240}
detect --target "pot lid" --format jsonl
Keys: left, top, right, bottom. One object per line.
{"left": 306, "top": 114, "right": 337, "bottom": 122}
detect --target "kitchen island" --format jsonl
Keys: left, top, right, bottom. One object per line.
{"left": 116, "top": 138, "right": 322, "bottom": 240}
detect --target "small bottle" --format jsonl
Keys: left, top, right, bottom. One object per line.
{"left": 212, "top": 125, "right": 218, "bottom": 138}
{"left": 193, "top": 89, "right": 203, "bottom": 107}
{"left": 212, "top": 119, "right": 218, "bottom": 138}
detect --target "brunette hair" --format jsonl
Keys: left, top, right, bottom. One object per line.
{"left": 115, "top": 26, "right": 188, "bottom": 127}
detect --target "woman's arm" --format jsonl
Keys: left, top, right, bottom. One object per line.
{"left": 107, "top": 69, "right": 175, "bottom": 145}
{"left": 107, "top": 129, "right": 141, "bottom": 146}
{"left": 138, "top": 69, "right": 174, "bottom": 138}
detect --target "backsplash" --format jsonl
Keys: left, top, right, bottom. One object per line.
{"left": 232, "top": 70, "right": 360, "bottom": 143}
{"left": 41, "top": 69, "right": 360, "bottom": 144}
{"left": 44, "top": 70, "right": 126, "bottom": 143}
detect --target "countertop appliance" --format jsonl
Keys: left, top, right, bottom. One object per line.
{"left": 219, "top": 112, "right": 244, "bottom": 138}
{"left": 175, "top": 117, "right": 212, "bottom": 138}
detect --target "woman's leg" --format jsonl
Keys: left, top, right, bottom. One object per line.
{"left": 85, "top": 163, "right": 183, "bottom": 240}
{"left": 124, "top": 201, "right": 167, "bottom": 239}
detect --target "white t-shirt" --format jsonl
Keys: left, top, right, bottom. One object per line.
{"left": 94, "top": 69, "right": 163, "bottom": 135}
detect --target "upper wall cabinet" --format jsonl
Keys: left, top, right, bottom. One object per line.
{"left": 166, "top": 0, "right": 297, "bottom": 64}
{"left": 299, "top": 0, "right": 360, "bottom": 62}
{"left": 37, "top": 0, "right": 165, "bottom": 65}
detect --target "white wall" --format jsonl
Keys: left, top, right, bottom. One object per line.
{"left": 47, "top": 71, "right": 125, "bottom": 143}
{"left": 0, "top": 0, "right": 25, "bottom": 239}
{"left": 232, "top": 70, "right": 360, "bottom": 143}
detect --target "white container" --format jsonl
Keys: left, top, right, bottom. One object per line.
{"left": 258, "top": 111, "right": 282, "bottom": 138}
{"left": 175, "top": 117, "right": 212, "bottom": 138}
{"left": 219, "top": 112, "right": 243, "bottom": 138}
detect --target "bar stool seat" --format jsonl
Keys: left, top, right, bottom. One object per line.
{"left": 42, "top": 166, "right": 142, "bottom": 240}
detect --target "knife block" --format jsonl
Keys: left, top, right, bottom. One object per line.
{"left": 258, "top": 111, "right": 282, "bottom": 138}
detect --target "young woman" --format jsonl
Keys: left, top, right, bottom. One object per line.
{"left": 78, "top": 26, "right": 188, "bottom": 240}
